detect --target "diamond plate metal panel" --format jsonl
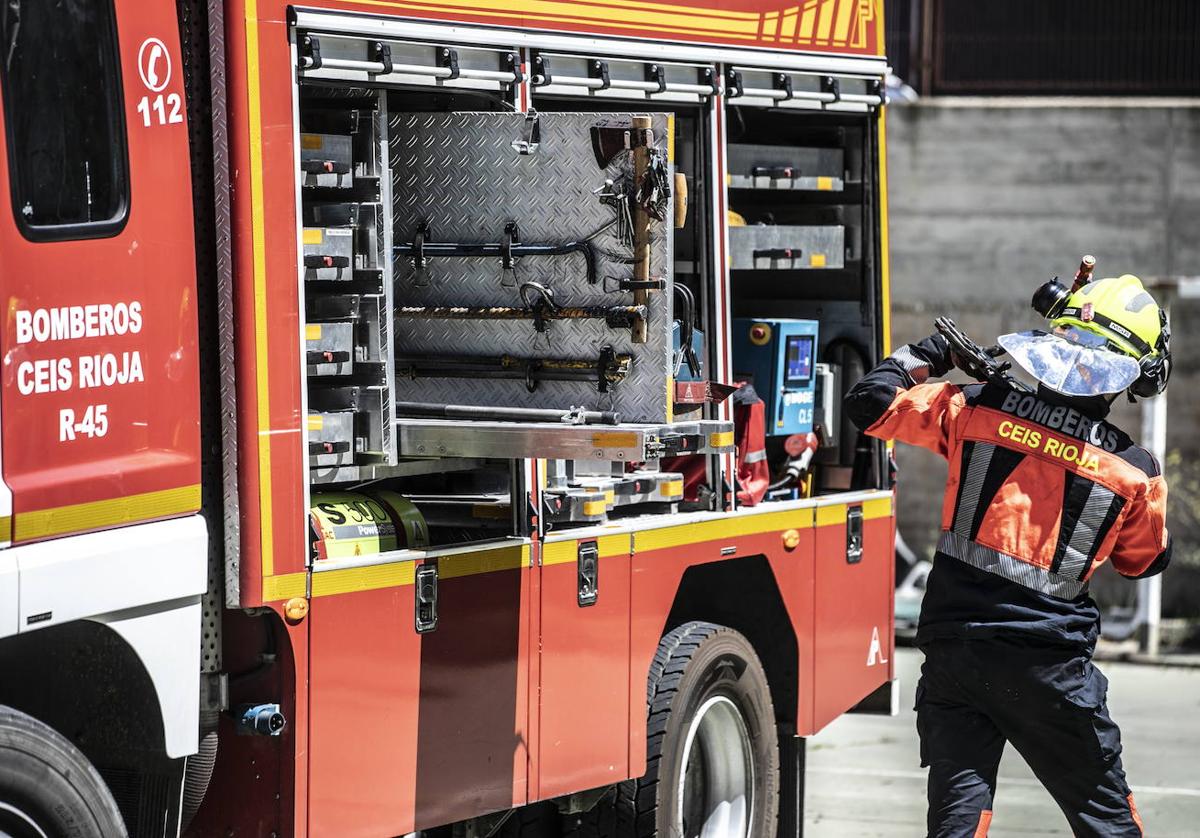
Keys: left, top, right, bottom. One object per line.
{"left": 389, "top": 112, "right": 673, "bottom": 423}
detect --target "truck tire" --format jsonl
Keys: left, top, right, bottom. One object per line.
{"left": 0, "top": 705, "right": 127, "bottom": 838}
{"left": 619, "top": 622, "right": 779, "bottom": 838}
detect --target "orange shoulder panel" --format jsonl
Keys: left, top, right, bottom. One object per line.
{"left": 865, "top": 382, "right": 965, "bottom": 460}
{"left": 1109, "top": 475, "right": 1169, "bottom": 577}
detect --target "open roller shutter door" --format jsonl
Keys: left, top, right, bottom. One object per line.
{"left": 297, "top": 30, "right": 523, "bottom": 92}
{"left": 531, "top": 52, "right": 718, "bottom": 104}
{"left": 725, "top": 66, "right": 885, "bottom": 112}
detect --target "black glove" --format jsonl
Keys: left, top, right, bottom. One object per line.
{"left": 910, "top": 333, "right": 955, "bottom": 378}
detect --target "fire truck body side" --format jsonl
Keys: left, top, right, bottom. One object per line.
{"left": 0, "top": 1, "right": 895, "bottom": 835}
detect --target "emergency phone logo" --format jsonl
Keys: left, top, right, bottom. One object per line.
{"left": 135, "top": 38, "right": 183, "bottom": 127}
{"left": 137, "top": 38, "right": 171, "bottom": 92}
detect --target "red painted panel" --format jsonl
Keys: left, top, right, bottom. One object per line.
{"left": 0, "top": 0, "right": 200, "bottom": 535}
{"left": 538, "top": 546, "right": 631, "bottom": 800}
{"left": 811, "top": 511, "right": 894, "bottom": 730}
{"left": 310, "top": 584, "right": 422, "bottom": 837}
{"left": 412, "top": 566, "right": 529, "bottom": 830}
{"left": 308, "top": 563, "right": 531, "bottom": 835}
{"left": 187, "top": 609, "right": 304, "bottom": 838}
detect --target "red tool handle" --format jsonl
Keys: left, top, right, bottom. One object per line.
{"left": 1072, "top": 254, "right": 1096, "bottom": 292}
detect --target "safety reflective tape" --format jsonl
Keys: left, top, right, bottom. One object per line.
{"left": 582, "top": 499, "right": 608, "bottom": 516}
{"left": 816, "top": 176, "right": 834, "bottom": 190}
{"left": 543, "top": 534, "right": 630, "bottom": 566}
{"left": 300, "top": 133, "right": 324, "bottom": 150}
{"left": 307, "top": 414, "right": 324, "bottom": 431}
{"left": 636, "top": 506, "right": 814, "bottom": 552}
{"left": 709, "top": 430, "right": 735, "bottom": 448}
{"left": 305, "top": 323, "right": 322, "bottom": 340}
{"left": 810, "top": 253, "right": 827, "bottom": 267}
{"left": 604, "top": 490, "right": 616, "bottom": 506}
{"left": 302, "top": 228, "right": 323, "bottom": 245}
{"left": 592, "top": 431, "right": 639, "bottom": 448}
{"left": 437, "top": 544, "right": 526, "bottom": 580}
{"left": 14, "top": 484, "right": 201, "bottom": 542}
{"left": 262, "top": 572, "right": 307, "bottom": 601}
{"left": 1057, "top": 481, "right": 1121, "bottom": 580}
{"left": 743, "top": 448, "right": 768, "bottom": 464}
{"left": 938, "top": 530, "right": 1085, "bottom": 599}
{"left": 660, "top": 479, "right": 684, "bottom": 497}
{"left": 814, "top": 497, "right": 892, "bottom": 528}
{"left": 953, "top": 442, "right": 996, "bottom": 538}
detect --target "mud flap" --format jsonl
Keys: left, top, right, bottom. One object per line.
{"left": 777, "top": 730, "right": 805, "bottom": 838}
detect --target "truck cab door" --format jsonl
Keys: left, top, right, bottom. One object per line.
{"left": 0, "top": 0, "right": 200, "bottom": 546}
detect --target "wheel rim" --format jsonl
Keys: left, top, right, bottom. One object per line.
{"left": 676, "top": 694, "right": 755, "bottom": 838}
{"left": 0, "top": 802, "right": 51, "bottom": 838}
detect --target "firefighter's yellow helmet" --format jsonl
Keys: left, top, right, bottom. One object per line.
{"left": 1051, "top": 275, "right": 1165, "bottom": 361}
{"left": 999, "top": 274, "right": 1171, "bottom": 398}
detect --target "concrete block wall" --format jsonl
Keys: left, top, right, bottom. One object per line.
{"left": 883, "top": 100, "right": 1200, "bottom": 612}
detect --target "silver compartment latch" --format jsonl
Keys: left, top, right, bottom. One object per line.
{"left": 415, "top": 563, "right": 439, "bottom": 633}
{"left": 577, "top": 541, "right": 599, "bottom": 607}
{"left": 846, "top": 506, "right": 864, "bottom": 565}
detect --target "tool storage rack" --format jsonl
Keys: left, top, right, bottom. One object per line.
{"left": 301, "top": 92, "right": 400, "bottom": 484}
{"left": 294, "top": 34, "right": 736, "bottom": 520}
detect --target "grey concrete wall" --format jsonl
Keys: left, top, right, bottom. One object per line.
{"left": 884, "top": 101, "right": 1200, "bottom": 612}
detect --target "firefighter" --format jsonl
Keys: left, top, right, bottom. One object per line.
{"left": 845, "top": 273, "right": 1171, "bottom": 837}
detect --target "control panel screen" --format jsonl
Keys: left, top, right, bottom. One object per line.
{"left": 784, "top": 335, "right": 814, "bottom": 386}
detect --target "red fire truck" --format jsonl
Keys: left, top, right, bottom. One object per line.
{"left": 0, "top": 0, "right": 895, "bottom": 835}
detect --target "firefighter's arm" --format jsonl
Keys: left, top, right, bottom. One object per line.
{"left": 844, "top": 334, "right": 963, "bottom": 460}
{"left": 1110, "top": 475, "right": 1171, "bottom": 579}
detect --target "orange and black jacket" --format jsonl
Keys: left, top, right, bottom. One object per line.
{"left": 846, "top": 334, "right": 1171, "bottom": 649}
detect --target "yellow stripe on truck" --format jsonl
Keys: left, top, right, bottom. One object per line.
{"left": 14, "top": 484, "right": 201, "bottom": 542}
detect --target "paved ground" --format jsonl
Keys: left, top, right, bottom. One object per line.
{"left": 804, "top": 647, "right": 1200, "bottom": 836}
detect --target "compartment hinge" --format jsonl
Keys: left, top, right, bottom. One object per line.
{"left": 415, "top": 563, "right": 439, "bottom": 633}
{"left": 438, "top": 46, "right": 460, "bottom": 80}
{"left": 589, "top": 59, "right": 611, "bottom": 91}
{"left": 724, "top": 67, "right": 744, "bottom": 99}
{"left": 300, "top": 33, "right": 322, "bottom": 70}
{"left": 577, "top": 541, "right": 599, "bottom": 607}
{"left": 369, "top": 41, "right": 393, "bottom": 76}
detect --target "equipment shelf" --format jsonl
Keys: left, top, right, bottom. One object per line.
{"left": 394, "top": 418, "right": 734, "bottom": 462}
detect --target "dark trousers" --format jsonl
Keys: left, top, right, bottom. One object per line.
{"left": 916, "top": 639, "right": 1144, "bottom": 837}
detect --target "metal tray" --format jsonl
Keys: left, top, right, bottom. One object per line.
{"left": 729, "top": 225, "right": 845, "bottom": 270}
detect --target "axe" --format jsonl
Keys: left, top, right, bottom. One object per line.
{"left": 591, "top": 122, "right": 653, "bottom": 169}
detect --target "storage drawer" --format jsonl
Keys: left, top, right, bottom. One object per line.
{"left": 307, "top": 411, "right": 356, "bottom": 465}
{"left": 729, "top": 225, "right": 845, "bottom": 270}
{"left": 305, "top": 321, "right": 355, "bottom": 377}
{"left": 303, "top": 226, "right": 355, "bottom": 280}
{"left": 300, "top": 132, "right": 354, "bottom": 188}
{"left": 727, "top": 143, "right": 844, "bottom": 192}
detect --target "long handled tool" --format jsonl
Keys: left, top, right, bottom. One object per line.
{"left": 395, "top": 348, "right": 632, "bottom": 393}
{"left": 630, "top": 115, "right": 653, "bottom": 344}
{"left": 395, "top": 222, "right": 598, "bottom": 286}
{"left": 395, "top": 281, "right": 645, "bottom": 336}
{"left": 395, "top": 401, "right": 620, "bottom": 425}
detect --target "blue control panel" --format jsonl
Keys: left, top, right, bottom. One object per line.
{"left": 732, "top": 318, "right": 820, "bottom": 436}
